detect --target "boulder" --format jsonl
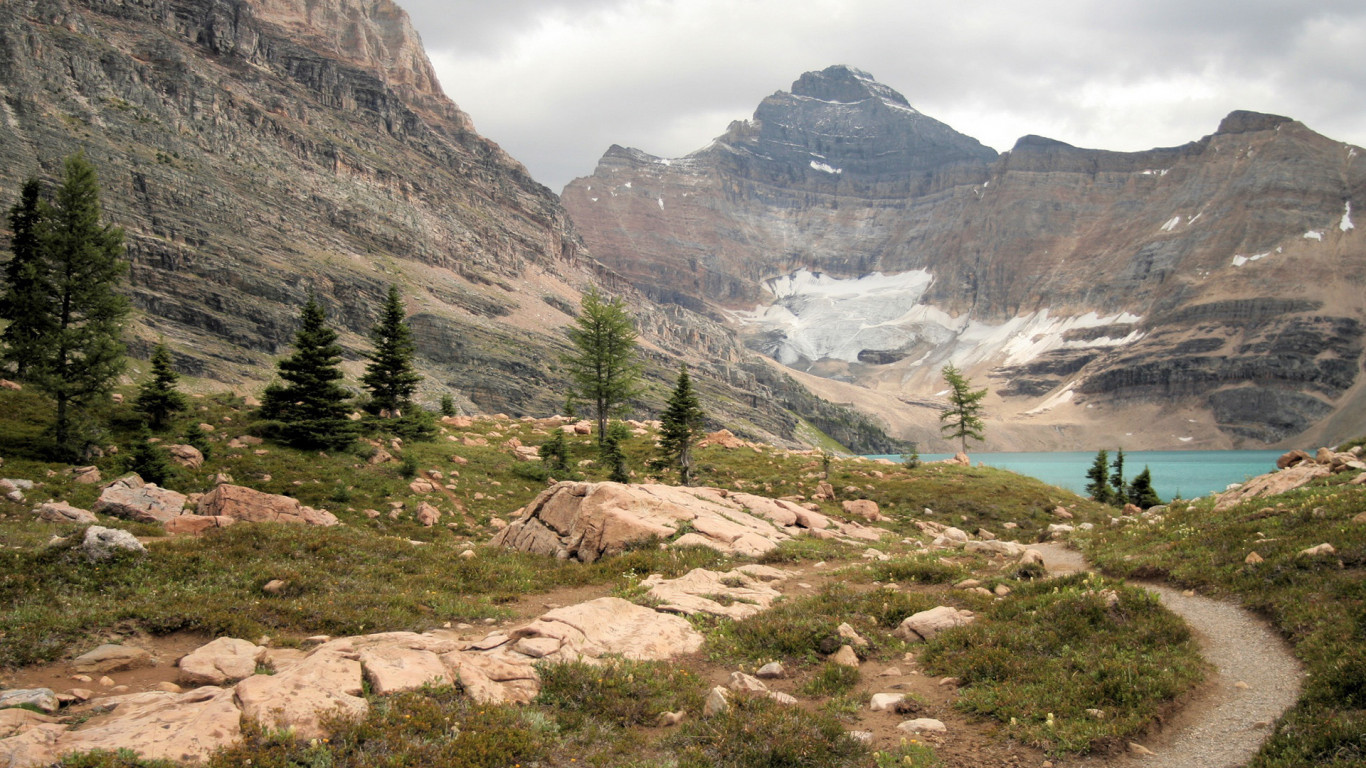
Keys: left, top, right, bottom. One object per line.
{"left": 72, "top": 644, "right": 153, "bottom": 674}
{"left": 869, "top": 693, "right": 906, "bottom": 712}
{"left": 178, "top": 638, "right": 266, "bottom": 686}
{"left": 0, "top": 708, "right": 59, "bottom": 738}
{"left": 233, "top": 646, "right": 367, "bottom": 740}
{"left": 897, "top": 718, "right": 947, "bottom": 734}
{"left": 166, "top": 444, "right": 204, "bottom": 469}
{"left": 698, "top": 429, "right": 744, "bottom": 449}
{"left": 1214, "top": 463, "right": 1333, "bottom": 511}
{"left": 415, "top": 502, "right": 441, "bottom": 527}
{"left": 196, "top": 484, "right": 338, "bottom": 526}
{"left": 831, "top": 645, "right": 860, "bottom": 667}
{"left": 643, "top": 566, "right": 790, "bottom": 620}
{"left": 71, "top": 466, "right": 102, "bottom": 485}
{"left": 703, "top": 686, "right": 730, "bottom": 716}
{"left": 841, "top": 499, "right": 886, "bottom": 521}
{"left": 81, "top": 526, "right": 146, "bottom": 562}
{"left": 895, "top": 606, "right": 976, "bottom": 642}
{"left": 1276, "top": 449, "right": 1311, "bottom": 469}
{"left": 0, "top": 689, "right": 58, "bottom": 715}
{"left": 33, "top": 501, "right": 96, "bottom": 525}
{"left": 58, "top": 686, "right": 242, "bottom": 763}
{"left": 1300, "top": 543, "right": 1336, "bottom": 557}
{"left": 756, "top": 661, "right": 785, "bottom": 679}
{"left": 727, "top": 671, "right": 769, "bottom": 694}
{"left": 358, "top": 644, "right": 450, "bottom": 696}
{"left": 93, "top": 474, "right": 188, "bottom": 523}
{"left": 164, "top": 515, "right": 236, "bottom": 536}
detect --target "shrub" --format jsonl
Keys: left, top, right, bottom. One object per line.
{"left": 668, "top": 693, "right": 866, "bottom": 768}
{"left": 534, "top": 657, "right": 704, "bottom": 729}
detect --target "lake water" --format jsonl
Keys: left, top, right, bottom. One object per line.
{"left": 866, "top": 450, "right": 1286, "bottom": 502}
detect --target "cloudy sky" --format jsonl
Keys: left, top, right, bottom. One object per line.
{"left": 401, "top": 0, "right": 1366, "bottom": 193}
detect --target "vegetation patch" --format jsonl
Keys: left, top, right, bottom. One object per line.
{"left": 921, "top": 572, "right": 1206, "bottom": 753}
{"left": 534, "top": 657, "right": 705, "bottom": 729}
{"left": 667, "top": 693, "right": 867, "bottom": 768}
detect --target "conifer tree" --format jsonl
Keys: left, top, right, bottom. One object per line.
{"left": 439, "top": 394, "right": 456, "bottom": 418}
{"left": 1085, "top": 449, "right": 1115, "bottom": 505}
{"left": 361, "top": 284, "right": 420, "bottom": 417}
{"left": 135, "top": 341, "right": 187, "bottom": 430}
{"left": 1127, "top": 467, "right": 1162, "bottom": 509}
{"left": 1, "top": 178, "right": 55, "bottom": 379}
{"left": 653, "top": 364, "right": 706, "bottom": 485}
{"left": 1110, "top": 448, "right": 1126, "bottom": 493}
{"left": 938, "top": 363, "right": 987, "bottom": 453}
{"left": 125, "top": 423, "right": 174, "bottom": 486}
{"left": 602, "top": 421, "right": 631, "bottom": 483}
{"left": 26, "top": 154, "right": 129, "bottom": 459}
{"left": 541, "top": 427, "right": 569, "bottom": 474}
{"left": 565, "top": 287, "right": 642, "bottom": 445}
{"left": 259, "top": 294, "right": 354, "bottom": 450}
{"left": 183, "top": 421, "right": 212, "bottom": 461}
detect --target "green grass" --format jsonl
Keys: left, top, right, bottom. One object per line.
{"left": 667, "top": 693, "right": 868, "bottom": 768}
{"left": 1078, "top": 483, "right": 1366, "bottom": 767}
{"left": 920, "top": 572, "right": 1206, "bottom": 754}
{"left": 534, "top": 657, "right": 705, "bottom": 729}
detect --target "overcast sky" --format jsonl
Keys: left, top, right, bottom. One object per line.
{"left": 401, "top": 0, "right": 1366, "bottom": 193}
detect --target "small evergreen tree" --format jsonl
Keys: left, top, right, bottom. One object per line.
{"left": 541, "top": 428, "right": 569, "bottom": 474}
{"left": 601, "top": 420, "right": 631, "bottom": 483}
{"left": 439, "top": 394, "right": 456, "bottom": 418}
{"left": 183, "top": 421, "right": 212, "bottom": 461}
{"left": 259, "top": 294, "right": 354, "bottom": 450}
{"left": 1085, "top": 449, "right": 1115, "bottom": 505}
{"left": 1110, "top": 448, "right": 1126, "bottom": 493}
{"left": 135, "top": 341, "right": 187, "bottom": 430}
{"left": 391, "top": 407, "right": 438, "bottom": 442}
{"left": 125, "top": 424, "right": 174, "bottom": 486}
{"left": 653, "top": 364, "right": 706, "bottom": 485}
{"left": 1127, "top": 467, "right": 1163, "bottom": 509}
{"left": 939, "top": 363, "right": 987, "bottom": 453}
{"left": 361, "top": 285, "right": 421, "bottom": 417}
{"left": 901, "top": 442, "right": 921, "bottom": 469}
{"left": 1, "top": 178, "right": 55, "bottom": 379}
{"left": 565, "top": 287, "right": 642, "bottom": 445}
{"left": 26, "top": 154, "right": 129, "bottom": 459}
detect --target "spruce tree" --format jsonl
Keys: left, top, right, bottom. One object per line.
{"left": 27, "top": 154, "right": 129, "bottom": 460}
{"left": 1, "top": 178, "right": 55, "bottom": 379}
{"left": 939, "top": 363, "right": 987, "bottom": 453}
{"left": 135, "top": 341, "right": 187, "bottom": 430}
{"left": 565, "top": 287, "right": 642, "bottom": 445}
{"left": 259, "top": 294, "right": 354, "bottom": 450}
{"left": 1110, "top": 448, "right": 1126, "bottom": 493}
{"left": 653, "top": 364, "right": 706, "bottom": 485}
{"left": 361, "top": 284, "right": 420, "bottom": 417}
{"left": 602, "top": 420, "right": 631, "bottom": 483}
{"left": 541, "top": 427, "right": 569, "bottom": 474}
{"left": 125, "top": 423, "right": 174, "bottom": 486}
{"left": 1127, "top": 467, "right": 1162, "bottom": 509}
{"left": 1085, "top": 449, "right": 1115, "bottom": 505}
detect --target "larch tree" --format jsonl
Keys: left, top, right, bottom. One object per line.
{"left": 361, "top": 284, "right": 421, "bottom": 417}
{"left": 938, "top": 363, "right": 986, "bottom": 454}
{"left": 1, "top": 178, "right": 55, "bottom": 379}
{"left": 259, "top": 294, "right": 354, "bottom": 450}
{"left": 135, "top": 341, "right": 187, "bottom": 430}
{"left": 26, "top": 154, "right": 129, "bottom": 459}
{"left": 565, "top": 287, "right": 642, "bottom": 445}
{"left": 653, "top": 363, "right": 706, "bottom": 485}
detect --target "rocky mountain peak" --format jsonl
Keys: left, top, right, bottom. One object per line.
{"left": 1215, "top": 110, "right": 1295, "bottom": 135}
{"left": 789, "top": 65, "right": 912, "bottom": 110}
{"left": 245, "top": 0, "right": 452, "bottom": 118}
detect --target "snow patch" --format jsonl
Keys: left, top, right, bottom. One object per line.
{"left": 810, "top": 161, "right": 843, "bottom": 175}
{"left": 1024, "top": 386, "right": 1075, "bottom": 416}
{"left": 590, "top": 197, "right": 598, "bottom": 203}
{"left": 1178, "top": 437, "right": 1194, "bottom": 443}
{"left": 1231, "top": 252, "right": 1269, "bottom": 267}
{"left": 657, "top": 197, "right": 665, "bottom": 211}
{"left": 656, "top": 158, "right": 672, "bottom": 166}
{"left": 734, "top": 268, "right": 1144, "bottom": 370}
{"left": 1341, "top": 201, "right": 1355, "bottom": 232}
{"left": 1140, "top": 169, "right": 1170, "bottom": 176}
{"left": 1161, "top": 216, "right": 1181, "bottom": 232}
{"left": 623, "top": 181, "right": 632, "bottom": 189}
{"left": 1304, "top": 230, "right": 1324, "bottom": 241}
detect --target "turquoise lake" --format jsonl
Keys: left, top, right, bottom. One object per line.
{"left": 866, "top": 450, "right": 1286, "bottom": 502}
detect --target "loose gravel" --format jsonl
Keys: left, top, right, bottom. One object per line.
{"left": 1035, "top": 542, "right": 1304, "bottom": 768}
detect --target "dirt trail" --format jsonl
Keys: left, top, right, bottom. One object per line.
{"left": 1034, "top": 542, "right": 1303, "bottom": 768}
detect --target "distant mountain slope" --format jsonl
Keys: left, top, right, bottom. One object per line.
{"left": 563, "top": 66, "right": 1366, "bottom": 449}
{"left": 0, "top": 3, "right": 903, "bottom": 452}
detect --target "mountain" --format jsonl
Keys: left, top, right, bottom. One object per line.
{"left": 0, "top": 3, "right": 902, "bottom": 453}
{"left": 562, "top": 65, "right": 1366, "bottom": 451}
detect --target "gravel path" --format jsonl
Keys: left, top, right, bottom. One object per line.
{"left": 1034, "top": 542, "right": 1303, "bottom": 768}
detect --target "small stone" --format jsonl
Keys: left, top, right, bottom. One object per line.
{"left": 869, "top": 693, "right": 906, "bottom": 711}
{"left": 703, "top": 686, "right": 730, "bottom": 717}
{"left": 1129, "top": 742, "right": 1155, "bottom": 756}
{"left": 67, "top": 688, "right": 93, "bottom": 702}
{"left": 1234, "top": 681, "right": 1250, "bottom": 690}
{"left": 1300, "top": 543, "right": 1336, "bottom": 557}
{"left": 897, "top": 718, "right": 946, "bottom": 734}
{"left": 460, "top": 549, "right": 476, "bottom": 559}
{"left": 767, "top": 691, "right": 798, "bottom": 706}
{"left": 71, "top": 675, "right": 92, "bottom": 684}
{"left": 938, "top": 677, "right": 959, "bottom": 687}
{"left": 98, "top": 676, "right": 116, "bottom": 687}
{"left": 262, "top": 579, "right": 287, "bottom": 595}
{"left": 1182, "top": 590, "right": 1196, "bottom": 597}
{"left": 837, "top": 622, "right": 868, "bottom": 647}
{"left": 831, "top": 645, "right": 860, "bottom": 668}
{"left": 879, "top": 667, "right": 902, "bottom": 677}
{"left": 848, "top": 730, "right": 874, "bottom": 745}
{"left": 727, "top": 671, "right": 768, "bottom": 693}
{"left": 1245, "top": 552, "right": 1264, "bottom": 565}
{"left": 1086, "top": 708, "right": 1105, "bottom": 719}
{"left": 756, "top": 661, "right": 785, "bottom": 679}
{"left": 993, "top": 584, "right": 1011, "bottom": 596}
{"left": 155, "top": 681, "right": 183, "bottom": 693}
{"left": 658, "top": 710, "right": 686, "bottom": 727}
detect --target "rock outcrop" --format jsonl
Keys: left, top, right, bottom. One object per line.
{"left": 490, "top": 481, "right": 884, "bottom": 562}
{"left": 196, "top": 484, "right": 339, "bottom": 526}
{"left": 1214, "top": 446, "right": 1363, "bottom": 510}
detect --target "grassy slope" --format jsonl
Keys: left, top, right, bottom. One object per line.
{"left": 2, "top": 385, "right": 1344, "bottom": 765}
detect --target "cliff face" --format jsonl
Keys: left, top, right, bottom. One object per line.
{"left": 564, "top": 68, "right": 1366, "bottom": 449}
{"left": 0, "top": 1, "right": 903, "bottom": 451}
